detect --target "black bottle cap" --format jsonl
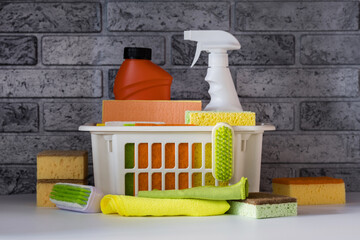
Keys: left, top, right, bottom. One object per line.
{"left": 124, "top": 47, "right": 152, "bottom": 60}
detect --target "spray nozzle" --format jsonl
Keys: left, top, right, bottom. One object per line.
{"left": 184, "top": 30, "right": 243, "bottom": 112}
{"left": 184, "top": 30, "right": 240, "bottom": 67}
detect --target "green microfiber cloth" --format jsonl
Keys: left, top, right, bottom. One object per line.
{"left": 138, "top": 177, "right": 248, "bottom": 200}
{"left": 101, "top": 195, "right": 230, "bottom": 217}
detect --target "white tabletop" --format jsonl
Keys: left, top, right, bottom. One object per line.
{"left": 1, "top": 193, "right": 360, "bottom": 240}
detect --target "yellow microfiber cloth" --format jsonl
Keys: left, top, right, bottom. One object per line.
{"left": 101, "top": 195, "right": 230, "bottom": 217}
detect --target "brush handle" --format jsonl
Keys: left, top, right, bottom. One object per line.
{"left": 83, "top": 187, "right": 104, "bottom": 213}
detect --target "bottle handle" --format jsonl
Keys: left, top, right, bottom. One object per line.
{"left": 190, "top": 42, "right": 202, "bottom": 68}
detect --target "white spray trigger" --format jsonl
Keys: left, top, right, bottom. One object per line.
{"left": 184, "top": 30, "right": 243, "bottom": 111}
{"left": 191, "top": 42, "right": 202, "bottom": 67}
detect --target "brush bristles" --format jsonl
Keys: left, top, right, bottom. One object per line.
{"left": 50, "top": 184, "right": 91, "bottom": 206}
{"left": 214, "top": 125, "right": 233, "bottom": 181}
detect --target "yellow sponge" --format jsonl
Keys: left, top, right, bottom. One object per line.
{"left": 185, "top": 111, "right": 255, "bottom": 126}
{"left": 37, "top": 150, "right": 88, "bottom": 180}
{"left": 272, "top": 177, "right": 346, "bottom": 205}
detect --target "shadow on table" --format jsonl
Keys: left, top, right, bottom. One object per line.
{"left": 297, "top": 204, "right": 347, "bottom": 216}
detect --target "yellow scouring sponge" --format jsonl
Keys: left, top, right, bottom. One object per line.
{"left": 272, "top": 177, "right": 346, "bottom": 205}
{"left": 185, "top": 111, "right": 255, "bottom": 126}
{"left": 37, "top": 150, "right": 88, "bottom": 180}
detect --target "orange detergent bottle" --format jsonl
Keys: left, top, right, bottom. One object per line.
{"left": 114, "top": 47, "right": 173, "bottom": 100}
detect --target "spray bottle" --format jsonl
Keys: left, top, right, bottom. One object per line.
{"left": 184, "top": 30, "right": 243, "bottom": 111}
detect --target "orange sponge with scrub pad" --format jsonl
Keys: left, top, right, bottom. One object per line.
{"left": 272, "top": 177, "right": 346, "bottom": 205}
{"left": 102, "top": 100, "right": 202, "bottom": 124}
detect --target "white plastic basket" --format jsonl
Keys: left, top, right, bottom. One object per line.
{"left": 79, "top": 124, "right": 275, "bottom": 195}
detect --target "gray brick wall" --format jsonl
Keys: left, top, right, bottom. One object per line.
{"left": 235, "top": 2, "right": 359, "bottom": 31}
{"left": 1, "top": 0, "right": 360, "bottom": 194}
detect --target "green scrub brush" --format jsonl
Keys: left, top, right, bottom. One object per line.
{"left": 212, "top": 122, "right": 234, "bottom": 182}
{"left": 138, "top": 177, "right": 249, "bottom": 200}
{"left": 49, "top": 183, "right": 104, "bottom": 213}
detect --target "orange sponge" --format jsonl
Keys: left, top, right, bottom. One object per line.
{"left": 102, "top": 100, "right": 202, "bottom": 124}
{"left": 272, "top": 177, "right": 345, "bottom": 205}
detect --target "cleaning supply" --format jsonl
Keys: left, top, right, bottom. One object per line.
{"left": 36, "top": 150, "right": 88, "bottom": 207}
{"left": 184, "top": 30, "right": 242, "bottom": 111}
{"left": 126, "top": 142, "right": 199, "bottom": 195}
{"left": 124, "top": 124, "right": 198, "bottom": 195}
{"left": 212, "top": 123, "right": 234, "bottom": 182}
{"left": 79, "top": 123, "right": 275, "bottom": 194}
{"left": 104, "top": 121, "right": 165, "bottom": 126}
{"left": 37, "top": 179, "right": 86, "bottom": 207}
{"left": 101, "top": 195, "right": 230, "bottom": 217}
{"left": 125, "top": 142, "right": 215, "bottom": 196}
{"left": 128, "top": 142, "right": 189, "bottom": 194}
{"left": 185, "top": 111, "right": 255, "bottom": 126}
{"left": 113, "top": 47, "right": 172, "bottom": 100}
{"left": 138, "top": 177, "right": 248, "bottom": 200}
{"left": 272, "top": 177, "right": 346, "bottom": 205}
{"left": 102, "top": 100, "right": 202, "bottom": 124}
{"left": 133, "top": 123, "right": 195, "bottom": 126}
{"left": 193, "top": 143, "right": 215, "bottom": 187}
{"left": 50, "top": 183, "right": 104, "bottom": 213}
{"left": 37, "top": 150, "right": 88, "bottom": 180}
{"left": 227, "top": 192, "right": 297, "bottom": 219}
